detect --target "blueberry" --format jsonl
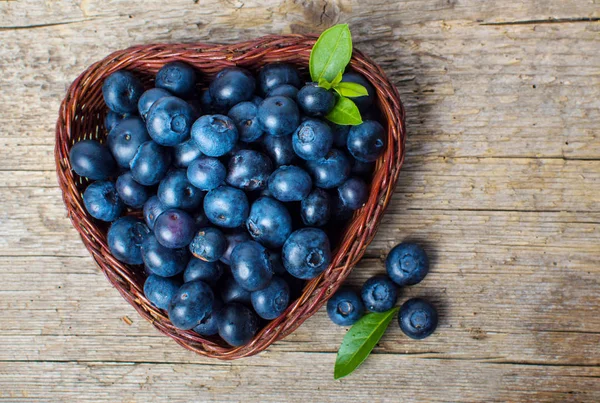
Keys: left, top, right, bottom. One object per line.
{"left": 107, "top": 217, "right": 151, "bottom": 265}
{"left": 146, "top": 96, "right": 196, "bottom": 146}
{"left": 189, "top": 227, "right": 227, "bottom": 262}
{"left": 305, "top": 148, "right": 350, "bottom": 189}
{"left": 105, "top": 111, "right": 127, "bottom": 133}
{"left": 245, "top": 197, "right": 292, "bottom": 248}
{"left": 226, "top": 149, "right": 273, "bottom": 192}
{"left": 144, "top": 274, "right": 183, "bottom": 310}
{"left": 267, "top": 165, "right": 312, "bottom": 202}
{"left": 209, "top": 67, "right": 255, "bottom": 110}
{"left": 257, "top": 96, "right": 300, "bottom": 137}
{"left": 228, "top": 102, "right": 264, "bottom": 143}
{"left": 168, "top": 280, "right": 215, "bottom": 330}
{"left": 347, "top": 120, "right": 386, "bottom": 162}
{"left": 142, "top": 196, "right": 166, "bottom": 231}
{"left": 155, "top": 62, "right": 197, "bottom": 98}
{"left": 138, "top": 88, "right": 171, "bottom": 120}
{"left": 218, "top": 303, "right": 259, "bottom": 346}
{"left": 361, "top": 276, "right": 398, "bottom": 312}
{"left": 326, "top": 288, "right": 365, "bottom": 326}
{"left": 282, "top": 228, "right": 331, "bottom": 280}
{"left": 173, "top": 138, "right": 203, "bottom": 168}
{"left": 399, "top": 298, "right": 438, "bottom": 339}
{"left": 292, "top": 119, "right": 333, "bottom": 161}
{"left": 142, "top": 235, "right": 189, "bottom": 277}
{"left": 220, "top": 276, "right": 251, "bottom": 305}
{"left": 258, "top": 63, "right": 302, "bottom": 95}
{"left": 296, "top": 83, "right": 335, "bottom": 117}
{"left": 184, "top": 258, "right": 224, "bottom": 286}
{"left": 337, "top": 177, "right": 368, "bottom": 210}
{"left": 262, "top": 134, "right": 297, "bottom": 167}
{"left": 230, "top": 241, "right": 273, "bottom": 291}
{"left": 69, "top": 140, "right": 117, "bottom": 180}
{"left": 203, "top": 185, "right": 249, "bottom": 228}
{"left": 341, "top": 72, "right": 375, "bottom": 113}
{"left": 83, "top": 181, "right": 124, "bottom": 222}
{"left": 251, "top": 276, "right": 290, "bottom": 320}
{"left": 191, "top": 114, "right": 238, "bottom": 157}
{"left": 102, "top": 70, "right": 144, "bottom": 114}
{"left": 154, "top": 208, "right": 196, "bottom": 249}
{"left": 107, "top": 117, "right": 150, "bottom": 168}
{"left": 331, "top": 123, "right": 350, "bottom": 148}
{"left": 114, "top": 171, "right": 149, "bottom": 208}
{"left": 267, "top": 84, "right": 298, "bottom": 100}
{"left": 193, "top": 298, "right": 223, "bottom": 336}
{"left": 300, "top": 188, "right": 330, "bottom": 227}
{"left": 220, "top": 230, "right": 251, "bottom": 265}
{"left": 186, "top": 157, "right": 225, "bottom": 192}
{"left": 129, "top": 140, "right": 172, "bottom": 185}
{"left": 351, "top": 158, "right": 375, "bottom": 178}
{"left": 386, "top": 243, "right": 429, "bottom": 286}
{"left": 157, "top": 169, "right": 204, "bottom": 211}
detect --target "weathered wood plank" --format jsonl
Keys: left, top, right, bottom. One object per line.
{"left": 0, "top": 357, "right": 598, "bottom": 403}
{"left": 0, "top": 255, "right": 598, "bottom": 366}
{"left": 1, "top": 0, "right": 599, "bottom": 402}
{"left": 0, "top": 1, "right": 599, "bottom": 173}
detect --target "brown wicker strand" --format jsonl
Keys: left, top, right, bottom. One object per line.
{"left": 55, "top": 35, "right": 406, "bottom": 360}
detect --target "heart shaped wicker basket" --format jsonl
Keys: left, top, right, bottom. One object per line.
{"left": 55, "top": 34, "right": 406, "bottom": 359}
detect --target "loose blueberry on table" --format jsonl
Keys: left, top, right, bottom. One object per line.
{"left": 361, "top": 275, "right": 398, "bottom": 313}
{"left": 327, "top": 288, "right": 365, "bottom": 326}
{"left": 398, "top": 298, "right": 438, "bottom": 340}
{"left": 69, "top": 25, "right": 434, "bottom": 382}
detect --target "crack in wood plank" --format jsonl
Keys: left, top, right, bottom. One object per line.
{"left": 480, "top": 17, "right": 600, "bottom": 26}
{"left": 0, "top": 18, "right": 96, "bottom": 31}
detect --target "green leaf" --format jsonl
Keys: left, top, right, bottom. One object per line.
{"left": 318, "top": 71, "right": 344, "bottom": 90}
{"left": 318, "top": 77, "right": 332, "bottom": 90}
{"left": 331, "top": 71, "right": 344, "bottom": 87}
{"left": 334, "top": 307, "right": 399, "bottom": 380}
{"left": 309, "top": 24, "right": 353, "bottom": 83}
{"left": 333, "top": 82, "right": 369, "bottom": 98}
{"left": 325, "top": 96, "right": 363, "bottom": 126}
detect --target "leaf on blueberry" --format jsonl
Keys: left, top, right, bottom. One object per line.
{"left": 309, "top": 24, "right": 353, "bottom": 83}
{"left": 325, "top": 96, "right": 363, "bottom": 126}
{"left": 333, "top": 82, "right": 369, "bottom": 98}
{"left": 318, "top": 77, "right": 333, "bottom": 90}
{"left": 318, "top": 71, "right": 344, "bottom": 91}
{"left": 334, "top": 307, "right": 399, "bottom": 380}
{"left": 331, "top": 71, "right": 344, "bottom": 87}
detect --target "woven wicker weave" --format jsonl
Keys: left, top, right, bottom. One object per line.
{"left": 55, "top": 34, "right": 406, "bottom": 359}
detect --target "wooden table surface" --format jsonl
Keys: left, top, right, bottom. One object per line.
{"left": 1, "top": 1, "right": 599, "bottom": 402}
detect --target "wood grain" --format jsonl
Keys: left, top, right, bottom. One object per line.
{"left": 0, "top": 0, "right": 599, "bottom": 401}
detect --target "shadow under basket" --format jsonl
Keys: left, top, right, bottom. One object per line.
{"left": 55, "top": 34, "right": 406, "bottom": 360}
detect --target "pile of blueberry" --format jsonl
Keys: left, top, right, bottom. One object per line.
{"left": 327, "top": 242, "right": 438, "bottom": 339}
{"left": 69, "top": 61, "right": 387, "bottom": 347}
